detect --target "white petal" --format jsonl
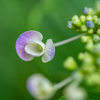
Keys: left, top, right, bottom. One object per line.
{"left": 25, "top": 41, "right": 45, "bottom": 57}
{"left": 42, "top": 39, "right": 55, "bottom": 63}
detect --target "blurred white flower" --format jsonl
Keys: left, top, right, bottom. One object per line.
{"left": 26, "top": 73, "right": 56, "bottom": 100}
{"left": 63, "top": 81, "right": 87, "bottom": 100}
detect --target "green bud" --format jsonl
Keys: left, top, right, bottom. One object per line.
{"left": 81, "top": 36, "right": 91, "bottom": 43}
{"left": 63, "top": 57, "right": 78, "bottom": 70}
{"left": 86, "top": 73, "right": 100, "bottom": 85}
{"left": 97, "top": 18, "right": 100, "bottom": 25}
{"left": 81, "top": 25, "right": 87, "bottom": 32}
{"left": 72, "top": 19, "right": 82, "bottom": 27}
{"left": 93, "top": 34, "right": 100, "bottom": 42}
{"left": 72, "top": 19, "right": 79, "bottom": 25}
{"left": 82, "top": 63, "right": 95, "bottom": 73}
{"left": 72, "top": 15, "right": 78, "bottom": 21}
{"left": 85, "top": 39, "right": 93, "bottom": 51}
{"left": 92, "top": 15, "right": 98, "bottom": 24}
{"left": 93, "top": 43, "right": 100, "bottom": 54}
{"left": 97, "top": 29, "right": 100, "bottom": 35}
{"left": 87, "top": 29, "right": 93, "bottom": 34}
{"left": 86, "top": 15, "right": 92, "bottom": 21}
{"left": 78, "top": 52, "right": 85, "bottom": 60}
{"left": 88, "top": 8, "right": 94, "bottom": 15}
{"left": 81, "top": 36, "right": 87, "bottom": 43}
{"left": 83, "top": 52, "right": 94, "bottom": 64}
{"left": 80, "top": 15, "right": 85, "bottom": 23}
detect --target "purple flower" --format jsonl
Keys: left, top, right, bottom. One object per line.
{"left": 16, "top": 31, "right": 55, "bottom": 63}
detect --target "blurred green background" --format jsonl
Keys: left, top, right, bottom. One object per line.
{"left": 0, "top": 0, "right": 96, "bottom": 100}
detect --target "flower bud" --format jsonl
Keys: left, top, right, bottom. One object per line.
{"left": 86, "top": 73, "right": 100, "bottom": 85}
{"left": 81, "top": 36, "right": 91, "bottom": 43}
{"left": 93, "top": 34, "right": 100, "bottom": 43}
{"left": 81, "top": 25, "right": 87, "bottom": 32}
{"left": 26, "top": 73, "right": 55, "bottom": 100}
{"left": 85, "top": 39, "right": 93, "bottom": 51}
{"left": 82, "top": 7, "right": 89, "bottom": 14}
{"left": 93, "top": 43, "right": 100, "bottom": 54}
{"left": 67, "top": 21, "right": 72, "bottom": 29}
{"left": 78, "top": 52, "right": 85, "bottom": 60}
{"left": 81, "top": 63, "right": 95, "bottom": 73}
{"left": 87, "top": 29, "right": 93, "bottom": 34}
{"left": 82, "top": 52, "right": 94, "bottom": 64}
{"left": 92, "top": 15, "right": 98, "bottom": 24}
{"left": 63, "top": 56, "right": 78, "bottom": 70}
{"left": 88, "top": 8, "right": 94, "bottom": 15}
{"left": 80, "top": 15, "right": 85, "bottom": 23}
{"left": 86, "top": 15, "right": 92, "bottom": 21}
{"left": 85, "top": 21, "right": 94, "bottom": 28}
{"left": 72, "top": 15, "right": 78, "bottom": 21}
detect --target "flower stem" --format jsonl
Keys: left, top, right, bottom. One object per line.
{"left": 54, "top": 76, "right": 73, "bottom": 90}
{"left": 54, "top": 33, "right": 87, "bottom": 47}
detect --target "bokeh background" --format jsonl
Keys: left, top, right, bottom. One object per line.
{"left": 0, "top": 0, "right": 97, "bottom": 100}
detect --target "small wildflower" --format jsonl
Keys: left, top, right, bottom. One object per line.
{"left": 16, "top": 31, "right": 55, "bottom": 63}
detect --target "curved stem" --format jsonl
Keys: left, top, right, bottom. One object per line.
{"left": 54, "top": 76, "right": 73, "bottom": 90}
{"left": 54, "top": 33, "right": 87, "bottom": 47}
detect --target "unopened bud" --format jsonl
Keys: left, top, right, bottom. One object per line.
{"left": 63, "top": 57, "right": 78, "bottom": 70}
{"left": 86, "top": 15, "right": 92, "bottom": 21}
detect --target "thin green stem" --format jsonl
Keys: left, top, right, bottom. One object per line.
{"left": 54, "top": 76, "right": 73, "bottom": 90}
{"left": 54, "top": 33, "right": 87, "bottom": 47}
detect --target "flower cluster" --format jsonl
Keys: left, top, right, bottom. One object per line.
{"left": 67, "top": 7, "right": 100, "bottom": 35}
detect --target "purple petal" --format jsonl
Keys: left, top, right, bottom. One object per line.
{"left": 16, "top": 31, "right": 43, "bottom": 61}
{"left": 42, "top": 39, "right": 55, "bottom": 63}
